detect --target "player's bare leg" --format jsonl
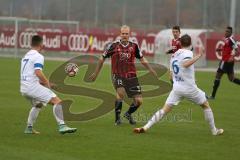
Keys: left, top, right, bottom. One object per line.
{"left": 124, "top": 94, "right": 143, "bottom": 125}
{"left": 200, "top": 101, "right": 224, "bottom": 136}
{"left": 133, "top": 104, "right": 172, "bottom": 133}
{"left": 115, "top": 87, "right": 125, "bottom": 125}
{"left": 49, "top": 97, "right": 77, "bottom": 134}
{"left": 210, "top": 72, "right": 223, "bottom": 99}
{"left": 24, "top": 103, "right": 42, "bottom": 134}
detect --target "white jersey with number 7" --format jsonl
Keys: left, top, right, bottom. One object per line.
{"left": 20, "top": 49, "right": 44, "bottom": 93}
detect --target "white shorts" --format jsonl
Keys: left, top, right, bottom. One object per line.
{"left": 165, "top": 87, "right": 207, "bottom": 107}
{"left": 22, "top": 84, "right": 56, "bottom": 106}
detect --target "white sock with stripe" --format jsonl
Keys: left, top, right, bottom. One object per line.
{"left": 53, "top": 104, "right": 65, "bottom": 125}
{"left": 203, "top": 107, "right": 217, "bottom": 133}
{"left": 27, "top": 107, "right": 41, "bottom": 127}
{"left": 144, "top": 109, "right": 165, "bottom": 130}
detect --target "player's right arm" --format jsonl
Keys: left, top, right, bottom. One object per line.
{"left": 35, "top": 69, "right": 50, "bottom": 88}
{"left": 89, "top": 56, "right": 105, "bottom": 81}
{"left": 89, "top": 42, "right": 113, "bottom": 81}
{"left": 166, "top": 49, "right": 174, "bottom": 54}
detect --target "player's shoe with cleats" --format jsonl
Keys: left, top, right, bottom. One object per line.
{"left": 59, "top": 124, "right": 77, "bottom": 134}
{"left": 24, "top": 126, "right": 40, "bottom": 134}
{"left": 133, "top": 127, "right": 146, "bottom": 134}
{"left": 124, "top": 112, "right": 136, "bottom": 125}
{"left": 212, "top": 128, "right": 224, "bottom": 136}
{"left": 115, "top": 118, "right": 122, "bottom": 125}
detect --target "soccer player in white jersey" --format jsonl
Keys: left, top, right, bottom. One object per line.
{"left": 20, "top": 35, "right": 77, "bottom": 134}
{"left": 134, "top": 34, "right": 224, "bottom": 136}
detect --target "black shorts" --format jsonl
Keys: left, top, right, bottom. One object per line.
{"left": 112, "top": 74, "right": 141, "bottom": 98}
{"left": 217, "top": 61, "right": 234, "bottom": 74}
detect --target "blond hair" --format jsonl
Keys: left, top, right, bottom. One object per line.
{"left": 121, "top": 25, "right": 130, "bottom": 31}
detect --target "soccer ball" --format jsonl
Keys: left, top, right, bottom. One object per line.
{"left": 65, "top": 63, "right": 79, "bottom": 77}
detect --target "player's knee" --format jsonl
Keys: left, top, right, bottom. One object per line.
{"left": 117, "top": 93, "right": 124, "bottom": 100}
{"left": 216, "top": 72, "right": 223, "bottom": 79}
{"left": 135, "top": 98, "right": 143, "bottom": 106}
{"left": 200, "top": 101, "right": 210, "bottom": 109}
{"left": 162, "top": 105, "right": 172, "bottom": 113}
{"left": 35, "top": 103, "right": 43, "bottom": 108}
{"left": 50, "top": 97, "right": 62, "bottom": 105}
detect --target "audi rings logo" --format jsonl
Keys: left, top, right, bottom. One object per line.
{"left": 68, "top": 34, "right": 89, "bottom": 52}
{"left": 215, "top": 40, "right": 224, "bottom": 60}
{"left": 19, "top": 32, "right": 37, "bottom": 48}
{"left": 215, "top": 40, "right": 240, "bottom": 61}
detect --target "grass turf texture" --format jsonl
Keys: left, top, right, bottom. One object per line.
{"left": 0, "top": 57, "right": 240, "bottom": 160}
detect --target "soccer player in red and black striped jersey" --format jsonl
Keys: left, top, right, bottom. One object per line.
{"left": 209, "top": 26, "right": 240, "bottom": 99}
{"left": 166, "top": 26, "right": 181, "bottom": 54}
{"left": 166, "top": 26, "right": 182, "bottom": 84}
{"left": 89, "top": 25, "right": 157, "bottom": 125}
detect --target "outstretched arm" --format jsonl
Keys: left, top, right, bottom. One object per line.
{"left": 89, "top": 56, "right": 105, "bottom": 81}
{"left": 140, "top": 57, "right": 157, "bottom": 77}
{"left": 166, "top": 49, "right": 174, "bottom": 54}
{"left": 182, "top": 49, "right": 203, "bottom": 68}
{"left": 233, "top": 45, "right": 240, "bottom": 55}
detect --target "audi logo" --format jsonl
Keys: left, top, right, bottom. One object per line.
{"left": 215, "top": 40, "right": 240, "bottom": 61}
{"left": 68, "top": 34, "right": 89, "bottom": 52}
{"left": 19, "top": 32, "right": 37, "bottom": 48}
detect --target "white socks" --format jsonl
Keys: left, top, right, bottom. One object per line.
{"left": 143, "top": 107, "right": 217, "bottom": 134}
{"left": 27, "top": 104, "right": 65, "bottom": 127}
{"left": 53, "top": 104, "right": 65, "bottom": 125}
{"left": 143, "top": 109, "right": 165, "bottom": 130}
{"left": 203, "top": 107, "right": 217, "bottom": 133}
{"left": 27, "top": 107, "right": 41, "bottom": 127}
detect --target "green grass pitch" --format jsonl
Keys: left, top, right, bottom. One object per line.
{"left": 0, "top": 57, "right": 240, "bottom": 160}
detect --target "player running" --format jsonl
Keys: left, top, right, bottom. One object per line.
{"left": 209, "top": 26, "right": 240, "bottom": 99}
{"left": 20, "top": 35, "right": 77, "bottom": 134}
{"left": 89, "top": 25, "right": 157, "bottom": 125}
{"left": 134, "top": 34, "right": 224, "bottom": 136}
{"left": 166, "top": 26, "right": 182, "bottom": 84}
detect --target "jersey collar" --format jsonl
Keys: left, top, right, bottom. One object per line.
{"left": 120, "top": 40, "right": 129, "bottom": 47}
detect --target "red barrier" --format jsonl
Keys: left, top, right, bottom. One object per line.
{"left": 202, "top": 32, "right": 240, "bottom": 61}
{"left": 1, "top": 30, "right": 239, "bottom": 60}
{"left": 0, "top": 31, "right": 155, "bottom": 56}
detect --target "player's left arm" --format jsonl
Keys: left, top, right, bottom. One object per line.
{"left": 135, "top": 44, "right": 157, "bottom": 77}
{"left": 34, "top": 56, "right": 53, "bottom": 88}
{"left": 166, "top": 49, "right": 174, "bottom": 54}
{"left": 140, "top": 57, "right": 157, "bottom": 77}
{"left": 230, "top": 37, "right": 239, "bottom": 55}
{"left": 182, "top": 49, "right": 203, "bottom": 68}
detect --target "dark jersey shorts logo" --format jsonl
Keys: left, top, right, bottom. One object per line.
{"left": 112, "top": 74, "right": 141, "bottom": 98}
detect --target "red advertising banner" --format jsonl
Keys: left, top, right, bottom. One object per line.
{"left": 0, "top": 31, "right": 16, "bottom": 47}
{"left": 1, "top": 29, "right": 239, "bottom": 60}
{"left": 201, "top": 32, "right": 240, "bottom": 61}
{"left": 0, "top": 30, "right": 155, "bottom": 56}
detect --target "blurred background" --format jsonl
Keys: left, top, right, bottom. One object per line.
{"left": 0, "top": 0, "right": 239, "bottom": 68}
{"left": 1, "top": 0, "right": 240, "bottom": 32}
